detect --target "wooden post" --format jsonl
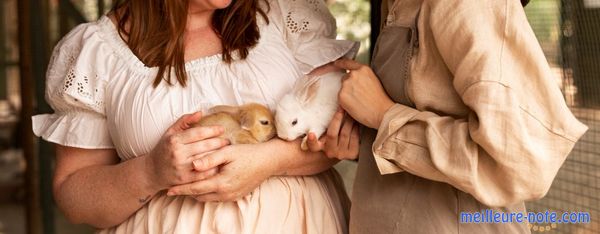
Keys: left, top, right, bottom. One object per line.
{"left": 18, "top": 0, "right": 55, "bottom": 233}
{"left": 369, "top": 0, "right": 381, "bottom": 59}
{"left": 17, "top": 0, "right": 43, "bottom": 232}
{"left": 31, "top": 0, "right": 55, "bottom": 232}
{"left": 97, "top": 0, "right": 104, "bottom": 19}
{"left": 59, "top": 0, "right": 87, "bottom": 35}
{"left": 0, "top": 0, "right": 6, "bottom": 99}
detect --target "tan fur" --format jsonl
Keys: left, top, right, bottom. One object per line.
{"left": 193, "top": 103, "right": 276, "bottom": 144}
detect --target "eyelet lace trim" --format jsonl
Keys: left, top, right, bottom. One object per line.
{"left": 55, "top": 43, "right": 106, "bottom": 113}
{"left": 284, "top": 0, "right": 325, "bottom": 34}
{"left": 286, "top": 11, "right": 310, "bottom": 33}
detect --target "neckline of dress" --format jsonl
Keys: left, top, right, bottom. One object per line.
{"left": 97, "top": 15, "right": 223, "bottom": 73}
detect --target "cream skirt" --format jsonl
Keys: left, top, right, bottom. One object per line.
{"left": 99, "top": 169, "right": 349, "bottom": 234}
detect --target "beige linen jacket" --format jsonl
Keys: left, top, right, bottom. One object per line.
{"left": 350, "top": 0, "right": 588, "bottom": 233}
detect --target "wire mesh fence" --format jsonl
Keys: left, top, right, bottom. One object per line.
{"left": 525, "top": 0, "right": 600, "bottom": 233}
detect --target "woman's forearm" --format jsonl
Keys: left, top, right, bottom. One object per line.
{"left": 267, "top": 139, "right": 338, "bottom": 176}
{"left": 54, "top": 155, "right": 159, "bottom": 228}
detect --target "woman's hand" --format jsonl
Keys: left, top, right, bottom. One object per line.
{"left": 165, "top": 143, "right": 277, "bottom": 202}
{"left": 306, "top": 108, "right": 360, "bottom": 160}
{"left": 333, "top": 58, "right": 395, "bottom": 129}
{"left": 165, "top": 139, "right": 338, "bottom": 202}
{"left": 143, "top": 112, "right": 230, "bottom": 192}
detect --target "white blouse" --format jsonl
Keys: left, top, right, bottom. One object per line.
{"left": 32, "top": 0, "right": 358, "bottom": 161}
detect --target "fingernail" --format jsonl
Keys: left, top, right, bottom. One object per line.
{"left": 192, "top": 160, "right": 201, "bottom": 170}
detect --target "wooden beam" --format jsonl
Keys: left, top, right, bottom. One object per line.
{"left": 98, "top": 0, "right": 105, "bottom": 19}
{"left": 59, "top": 0, "right": 87, "bottom": 35}
{"left": 16, "top": 0, "right": 43, "bottom": 232}
{"left": 0, "top": 0, "right": 6, "bottom": 99}
{"left": 18, "top": 0, "right": 55, "bottom": 233}
{"left": 370, "top": 0, "right": 381, "bottom": 60}
{"left": 31, "top": 0, "right": 55, "bottom": 232}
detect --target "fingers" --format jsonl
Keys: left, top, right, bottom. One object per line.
{"left": 306, "top": 132, "right": 325, "bottom": 152}
{"left": 326, "top": 109, "right": 345, "bottom": 145}
{"left": 339, "top": 115, "right": 354, "bottom": 149}
{"left": 348, "top": 123, "right": 360, "bottom": 159}
{"left": 334, "top": 58, "right": 363, "bottom": 71}
{"left": 191, "top": 150, "right": 230, "bottom": 172}
{"left": 322, "top": 113, "right": 361, "bottom": 160}
{"left": 167, "top": 177, "right": 220, "bottom": 196}
{"left": 189, "top": 167, "right": 219, "bottom": 181}
{"left": 167, "top": 173, "right": 243, "bottom": 202}
{"left": 184, "top": 138, "right": 229, "bottom": 157}
{"left": 167, "top": 112, "right": 203, "bottom": 134}
{"left": 174, "top": 126, "right": 225, "bottom": 144}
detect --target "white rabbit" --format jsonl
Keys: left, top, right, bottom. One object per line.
{"left": 275, "top": 71, "right": 345, "bottom": 150}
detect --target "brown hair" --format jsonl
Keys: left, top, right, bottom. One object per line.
{"left": 111, "top": 0, "right": 269, "bottom": 87}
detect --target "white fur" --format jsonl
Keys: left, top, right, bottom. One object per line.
{"left": 275, "top": 71, "right": 344, "bottom": 149}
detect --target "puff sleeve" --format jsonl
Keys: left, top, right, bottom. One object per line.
{"left": 269, "top": 0, "right": 359, "bottom": 74}
{"left": 32, "top": 23, "right": 114, "bottom": 149}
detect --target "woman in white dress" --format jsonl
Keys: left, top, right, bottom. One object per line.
{"left": 32, "top": 0, "right": 359, "bottom": 233}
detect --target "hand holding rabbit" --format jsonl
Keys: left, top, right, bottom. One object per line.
{"left": 334, "top": 58, "right": 395, "bottom": 129}
{"left": 305, "top": 108, "right": 360, "bottom": 160}
{"left": 144, "top": 112, "right": 230, "bottom": 192}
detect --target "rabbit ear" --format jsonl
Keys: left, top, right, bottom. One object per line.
{"left": 239, "top": 111, "right": 253, "bottom": 130}
{"left": 209, "top": 105, "right": 240, "bottom": 115}
{"left": 296, "top": 76, "right": 321, "bottom": 105}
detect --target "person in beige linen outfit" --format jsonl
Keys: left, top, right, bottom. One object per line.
{"left": 324, "top": 0, "right": 589, "bottom": 233}
{"left": 31, "top": 0, "right": 358, "bottom": 233}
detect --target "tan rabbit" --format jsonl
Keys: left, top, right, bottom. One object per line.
{"left": 193, "top": 103, "right": 276, "bottom": 144}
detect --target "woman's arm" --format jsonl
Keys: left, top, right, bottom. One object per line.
{"left": 332, "top": 0, "right": 588, "bottom": 207}
{"left": 53, "top": 146, "right": 157, "bottom": 228}
{"left": 52, "top": 112, "right": 229, "bottom": 228}
{"left": 269, "top": 138, "right": 340, "bottom": 176}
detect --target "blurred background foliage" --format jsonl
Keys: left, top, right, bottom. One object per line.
{"left": 329, "top": 0, "right": 371, "bottom": 64}
{"left": 524, "top": 0, "right": 562, "bottom": 65}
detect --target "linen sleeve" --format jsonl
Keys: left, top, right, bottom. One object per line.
{"left": 32, "top": 23, "right": 114, "bottom": 149}
{"left": 371, "top": 0, "right": 588, "bottom": 207}
{"left": 269, "top": 0, "right": 359, "bottom": 74}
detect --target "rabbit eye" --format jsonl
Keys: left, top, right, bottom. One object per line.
{"left": 292, "top": 119, "right": 298, "bottom": 126}
{"left": 260, "top": 120, "right": 269, "bottom": 125}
